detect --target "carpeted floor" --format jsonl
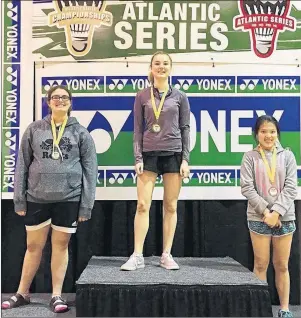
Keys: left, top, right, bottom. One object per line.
{"left": 1, "top": 294, "right": 75, "bottom": 317}
{"left": 2, "top": 257, "right": 300, "bottom": 317}
{"left": 78, "top": 256, "right": 267, "bottom": 286}
{"left": 1, "top": 293, "right": 300, "bottom": 317}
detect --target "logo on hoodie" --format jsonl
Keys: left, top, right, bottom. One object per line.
{"left": 233, "top": 0, "right": 296, "bottom": 58}
{"left": 40, "top": 137, "right": 72, "bottom": 159}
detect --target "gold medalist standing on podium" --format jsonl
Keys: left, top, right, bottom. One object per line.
{"left": 121, "top": 51, "right": 190, "bottom": 271}
{"left": 240, "top": 115, "right": 297, "bottom": 318}
{"left": 2, "top": 85, "right": 97, "bottom": 313}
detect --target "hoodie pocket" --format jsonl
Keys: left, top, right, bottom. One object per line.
{"left": 34, "top": 173, "right": 81, "bottom": 201}
{"left": 67, "top": 172, "right": 82, "bottom": 189}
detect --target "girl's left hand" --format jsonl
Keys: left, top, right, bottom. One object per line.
{"left": 180, "top": 160, "right": 190, "bottom": 179}
{"left": 78, "top": 217, "right": 88, "bottom": 222}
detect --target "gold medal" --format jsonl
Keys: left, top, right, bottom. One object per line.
{"left": 152, "top": 123, "right": 161, "bottom": 133}
{"left": 150, "top": 86, "right": 168, "bottom": 133}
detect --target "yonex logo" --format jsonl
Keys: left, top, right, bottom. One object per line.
{"left": 262, "top": 78, "right": 297, "bottom": 90}
{"left": 4, "top": 131, "right": 17, "bottom": 151}
{"left": 44, "top": 80, "right": 64, "bottom": 91}
{"left": 74, "top": 110, "right": 131, "bottom": 154}
{"left": 108, "top": 173, "right": 129, "bottom": 184}
{"left": 6, "top": 66, "right": 18, "bottom": 86}
{"left": 239, "top": 79, "right": 260, "bottom": 91}
{"left": 239, "top": 78, "right": 298, "bottom": 91}
{"left": 174, "top": 79, "right": 194, "bottom": 91}
{"left": 183, "top": 173, "right": 195, "bottom": 184}
{"left": 43, "top": 78, "right": 103, "bottom": 92}
{"left": 107, "top": 77, "right": 150, "bottom": 91}
{"left": 108, "top": 79, "right": 128, "bottom": 91}
{"left": 6, "top": 2, "right": 18, "bottom": 22}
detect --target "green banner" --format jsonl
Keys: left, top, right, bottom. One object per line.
{"left": 32, "top": 1, "right": 301, "bottom": 60}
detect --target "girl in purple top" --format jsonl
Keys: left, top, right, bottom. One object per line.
{"left": 121, "top": 51, "right": 190, "bottom": 271}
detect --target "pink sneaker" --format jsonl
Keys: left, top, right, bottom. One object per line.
{"left": 160, "top": 252, "right": 179, "bottom": 270}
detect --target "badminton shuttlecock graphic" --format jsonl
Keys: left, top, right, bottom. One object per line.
{"left": 234, "top": 0, "right": 296, "bottom": 58}
{"left": 48, "top": 0, "right": 113, "bottom": 57}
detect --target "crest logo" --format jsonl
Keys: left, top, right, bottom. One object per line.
{"left": 233, "top": 0, "right": 296, "bottom": 58}
{"left": 48, "top": 0, "right": 113, "bottom": 57}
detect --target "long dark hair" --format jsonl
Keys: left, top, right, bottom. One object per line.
{"left": 253, "top": 115, "right": 280, "bottom": 141}
{"left": 46, "top": 85, "right": 72, "bottom": 116}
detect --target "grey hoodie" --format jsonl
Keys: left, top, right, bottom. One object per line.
{"left": 14, "top": 115, "right": 97, "bottom": 219}
{"left": 240, "top": 142, "right": 297, "bottom": 221}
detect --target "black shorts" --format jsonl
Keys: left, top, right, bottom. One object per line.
{"left": 143, "top": 153, "right": 182, "bottom": 175}
{"left": 24, "top": 201, "right": 79, "bottom": 233}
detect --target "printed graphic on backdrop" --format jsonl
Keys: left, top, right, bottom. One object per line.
{"left": 233, "top": 0, "right": 296, "bottom": 58}
{"left": 32, "top": 0, "right": 301, "bottom": 60}
{"left": 48, "top": 0, "right": 113, "bottom": 57}
{"left": 36, "top": 64, "right": 301, "bottom": 200}
{"left": 1, "top": 0, "right": 23, "bottom": 197}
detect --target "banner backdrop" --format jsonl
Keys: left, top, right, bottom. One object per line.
{"left": 1, "top": 0, "right": 33, "bottom": 199}
{"left": 1, "top": 0, "right": 301, "bottom": 199}
{"left": 32, "top": 0, "right": 301, "bottom": 62}
{"left": 35, "top": 62, "right": 301, "bottom": 200}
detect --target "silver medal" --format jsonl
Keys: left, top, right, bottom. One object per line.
{"left": 51, "top": 147, "right": 60, "bottom": 160}
{"left": 52, "top": 151, "right": 60, "bottom": 160}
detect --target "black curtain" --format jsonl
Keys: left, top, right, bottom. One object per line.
{"left": 1, "top": 199, "right": 300, "bottom": 305}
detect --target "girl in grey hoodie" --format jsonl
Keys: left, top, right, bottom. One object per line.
{"left": 240, "top": 115, "right": 297, "bottom": 318}
{"left": 2, "top": 85, "right": 97, "bottom": 313}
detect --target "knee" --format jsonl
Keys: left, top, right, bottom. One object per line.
{"left": 164, "top": 202, "right": 177, "bottom": 214}
{"left": 137, "top": 201, "right": 149, "bottom": 214}
{"left": 27, "top": 242, "right": 44, "bottom": 254}
{"left": 51, "top": 237, "right": 70, "bottom": 251}
{"left": 254, "top": 258, "right": 269, "bottom": 273}
{"left": 273, "top": 260, "right": 289, "bottom": 273}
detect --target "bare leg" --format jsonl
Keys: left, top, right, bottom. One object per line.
{"left": 51, "top": 229, "right": 72, "bottom": 297}
{"left": 134, "top": 171, "right": 157, "bottom": 254}
{"left": 272, "top": 234, "right": 293, "bottom": 311}
{"left": 162, "top": 173, "right": 182, "bottom": 253}
{"left": 17, "top": 225, "right": 50, "bottom": 295}
{"left": 249, "top": 231, "right": 271, "bottom": 281}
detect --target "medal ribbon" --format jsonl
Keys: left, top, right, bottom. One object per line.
{"left": 51, "top": 116, "right": 68, "bottom": 152}
{"left": 259, "top": 146, "right": 277, "bottom": 184}
{"left": 150, "top": 86, "right": 168, "bottom": 122}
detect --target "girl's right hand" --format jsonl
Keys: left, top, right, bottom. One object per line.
{"left": 16, "top": 211, "right": 26, "bottom": 216}
{"left": 275, "top": 219, "right": 282, "bottom": 228}
{"left": 135, "top": 162, "right": 144, "bottom": 175}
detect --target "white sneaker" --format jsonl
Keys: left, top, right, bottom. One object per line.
{"left": 160, "top": 252, "right": 179, "bottom": 270}
{"left": 120, "top": 253, "right": 145, "bottom": 271}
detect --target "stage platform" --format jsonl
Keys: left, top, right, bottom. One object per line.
{"left": 76, "top": 256, "right": 273, "bottom": 317}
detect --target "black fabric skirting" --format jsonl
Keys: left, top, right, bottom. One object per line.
{"left": 76, "top": 284, "right": 273, "bottom": 317}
